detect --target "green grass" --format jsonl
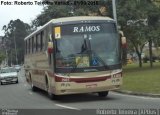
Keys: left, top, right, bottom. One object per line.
{"left": 121, "top": 62, "right": 160, "bottom": 94}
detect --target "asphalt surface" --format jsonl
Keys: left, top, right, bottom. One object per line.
{"left": 0, "top": 68, "right": 160, "bottom": 115}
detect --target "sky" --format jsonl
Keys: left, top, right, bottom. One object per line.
{"left": 0, "top": 0, "right": 43, "bottom": 36}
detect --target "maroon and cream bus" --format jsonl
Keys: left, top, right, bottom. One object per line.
{"left": 24, "top": 16, "right": 125, "bottom": 99}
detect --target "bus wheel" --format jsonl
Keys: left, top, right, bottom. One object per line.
{"left": 30, "top": 77, "right": 37, "bottom": 91}
{"left": 31, "top": 82, "right": 37, "bottom": 91}
{"left": 98, "top": 91, "right": 109, "bottom": 97}
{"left": 47, "top": 85, "right": 59, "bottom": 100}
{"left": 45, "top": 77, "right": 59, "bottom": 100}
{"left": 47, "top": 86, "right": 59, "bottom": 100}
{"left": 0, "top": 81, "right": 3, "bottom": 85}
{"left": 48, "top": 92, "right": 59, "bottom": 100}
{"left": 16, "top": 79, "right": 19, "bottom": 84}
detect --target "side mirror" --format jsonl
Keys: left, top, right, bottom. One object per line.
{"left": 47, "top": 42, "right": 53, "bottom": 54}
{"left": 121, "top": 36, "right": 127, "bottom": 48}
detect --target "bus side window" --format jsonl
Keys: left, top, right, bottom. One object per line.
{"left": 34, "top": 36, "right": 36, "bottom": 53}
{"left": 28, "top": 38, "right": 31, "bottom": 54}
{"left": 25, "top": 40, "right": 27, "bottom": 55}
{"left": 38, "top": 34, "right": 41, "bottom": 52}
{"left": 30, "top": 38, "right": 32, "bottom": 54}
{"left": 48, "top": 35, "right": 52, "bottom": 65}
{"left": 45, "top": 28, "right": 49, "bottom": 50}
{"left": 40, "top": 31, "right": 44, "bottom": 51}
{"left": 36, "top": 34, "right": 38, "bottom": 52}
{"left": 43, "top": 30, "right": 46, "bottom": 50}
{"left": 32, "top": 37, "right": 34, "bottom": 53}
{"left": 27, "top": 39, "right": 29, "bottom": 54}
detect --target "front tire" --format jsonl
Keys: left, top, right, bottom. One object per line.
{"left": 45, "top": 77, "right": 59, "bottom": 100}
{"left": 0, "top": 81, "right": 3, "bottom": 85}
{"left": 98, "top": 91, "right": 109, "bottom": 97}
{"left": 16, "top": 79, "right": 19, "bottom": 84}
{"left": 48, "top": 91, "right": 59, "bottom": 100}
{"left": 30, "top": 78, "right": 37, "bottom": 91}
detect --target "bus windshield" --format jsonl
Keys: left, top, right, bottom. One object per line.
{"left": 55, "top": 23, "right": 120, "bottom": 73}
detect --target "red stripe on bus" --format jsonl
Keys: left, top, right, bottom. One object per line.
{"left": 55, "top": 75, "right": 111, "bottom": 83}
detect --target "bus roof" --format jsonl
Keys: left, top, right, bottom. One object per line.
{"left": 24, "top": 16, "right": 114, "bottom": 41}
{"left": 51, "top": 16, "right": 113, "bottom": 23}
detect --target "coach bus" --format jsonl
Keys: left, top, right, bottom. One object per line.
{"left": 24, "top": 16, "right": 126, "bottom": 99}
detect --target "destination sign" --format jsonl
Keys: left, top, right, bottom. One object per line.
{"left": 73, "top": 26, "right": 101, "bottom": 33}
{"left": 56, "top": 23, "right": 116, "bottom": 36}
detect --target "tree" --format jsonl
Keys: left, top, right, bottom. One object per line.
{"left": 2, "top": 19, "right": 31, "bottom": 65}
{"left": 32, "top": 0, "right": 113, "bottom": 27}
{"left": 147, "top": 4, "right": 160, "bottom": 67}
{"left": 0, "top": 52, "right": 5, "bottom": 65}
{"left": 117, "top": 0, "right": 160, "bottom": 67}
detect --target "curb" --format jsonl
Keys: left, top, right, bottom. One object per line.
{"left": 113, "top": 90, "right": 160, "bottom": 98}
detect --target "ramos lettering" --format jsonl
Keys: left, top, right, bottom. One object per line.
{"left": 73, "top": 26, "right": 100, "bottom": 33}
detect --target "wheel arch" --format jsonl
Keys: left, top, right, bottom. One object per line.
{"left": 44, "top": 71, "right": 50, "bottom": 91}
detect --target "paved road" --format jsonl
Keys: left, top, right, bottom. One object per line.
{"left": 0, "top": 68, "right": 160, "bottom": 115}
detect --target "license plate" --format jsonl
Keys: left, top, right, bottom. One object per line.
{"left": 86, "top": 84, "right": 97, "bottom": 88}
{"left": 6, "top": 78, "right": 12, "bottom": 81}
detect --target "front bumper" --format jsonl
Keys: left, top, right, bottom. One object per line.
{"left": 1, "top": 77, "right": 18, "bottom": 83}
{"left": 53, "top": 76, "right": 122, "bottom": 95}
{"left": 54, "top": 84, "right": 121, "bottom": 95}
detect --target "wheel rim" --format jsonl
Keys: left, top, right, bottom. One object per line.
{"left": 31, "top": 82, "right": 33, "bottom": 88}
{"left": 31, "top": 79, "right": 34, "bottom": 89}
